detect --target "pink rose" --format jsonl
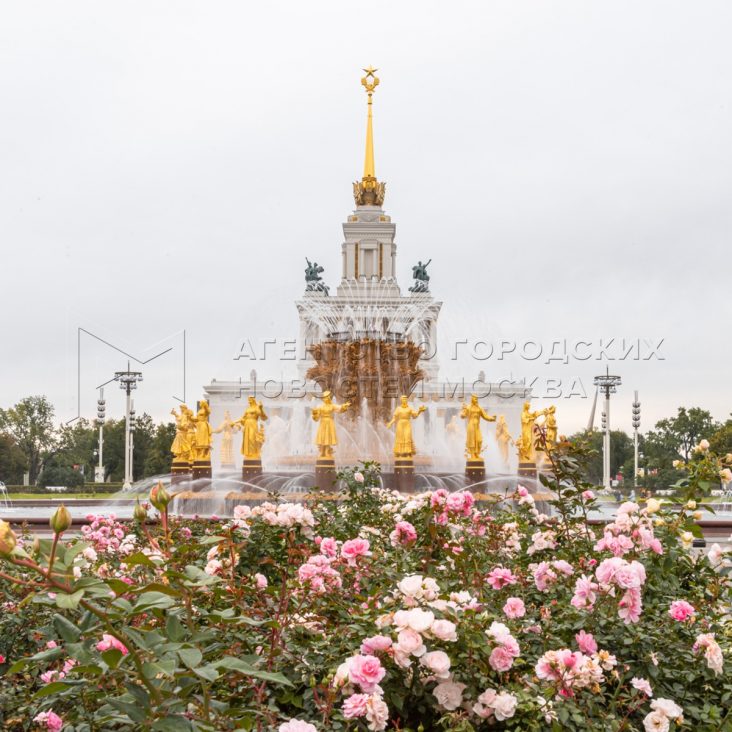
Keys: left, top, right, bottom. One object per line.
{"left": 33, "top": 711, "right": 64, "bottom": 732}
{"left": 342, "top": 692, "right": 369, "bottom": 719}
{"left": 502, "top": 597, "right": 526, "bottom": 619}
{"left": 487, "top": 566, "right": 518, "bottom": 590}
{"left": 319, "top": 537, "right": 338, "bottom": 558}
{"left": 96, "top": 633, "right": 128, "bottom": 655}
{"left": 669, "top": 600, "right": 695, "bottom": 622}
{"left": 347, "top": 654, "right": 386, "bottom": 692}
{"left": 575, "top": 630, "right": 597, "bottom": 655}
{"left": 631, "top": 677, "right": 653, "bottom": 696}
{"left": 360, "top": 635, "right": 393, "bottom": 655}
{"left": 489, "top": 645, "right": 515, "bottom": 672}
{"left": 254, "top": 573, "right": 268, "bottom": 589}
{"left": 341, "top": 538, "right": 371, "bottom": 565}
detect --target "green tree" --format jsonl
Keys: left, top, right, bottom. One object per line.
{"left": 53, "top": 418, "right": 98, "bottom": 479}
{"left": 569, "top": 429, "right": 632, "bottom": 485}
{"left": 0, "top": 396, "right": 56, "bottom": 484}
{"left": 0, "top": 434, "right": 27, "bottom": 484}
{"left": 144, "top": 422, "right": 175, "bottom": 476}
{"left": 645, "top": 407, "right": 718, "bottom": 462}
{"left": 709, "top": 415, "right": 732, "bottom": 456}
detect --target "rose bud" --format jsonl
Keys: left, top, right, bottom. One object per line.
{"left": 149, "top": 482, "right": 171, "bottom": 511}
{"left": 49, "top": 505, "right": 72, "bottom": 535}
{"left": 133, "top": 499, "right": 148, "bottom": 523}
{"left": 0, "top": 520, "right": 17, "bottom": 556}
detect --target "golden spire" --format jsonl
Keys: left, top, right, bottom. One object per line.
{"left": 353, "top": 66, "right": 386, "bottom": 207}
{"left": 362, "top": 66, "right": 378, "bottom": 179}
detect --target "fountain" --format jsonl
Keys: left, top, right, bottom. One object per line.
{"left": 163, "top": 68, "right": 536, "bottom": 515}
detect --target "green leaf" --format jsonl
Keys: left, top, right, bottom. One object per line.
{"left": 53, "top": 613, "right": 82, "bottom": 643}
{"left": 133, "top": 591, "right": 176, "bottom": 614}
{"left": 55, "top": 589, "right": 85, "bottom": 610}
{"left": 107, "top": 698, "right": 148, "bottom": 723}
{"left": 33, "top": 680, "right": 81, "bottom": 698}
{"left": 214, "top": 656, "right": 293, "bottom": 686}
{"left": 151, "top": 717, "right": 194, "bottom": 731}
{"left": 177, "top": 647, "right": 203, "bottom": 669}
{"left": 198, "top": 535, "right": 228, "bottom": 545}
{"left": 193, "top": 664, "right": 220, "bottom": 682}
{"left": 124, "top": 551, "right": 160, "bottom": 567}
{"left": 166, "top": 614, "right": 186, "bottom": 642}
{"left": 102, "top": 648, "right": 124, "bottom": 669}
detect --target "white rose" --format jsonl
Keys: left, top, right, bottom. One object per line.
{"left": 406, "top": 608, "right": 435, "bottom": 633}
{"left": 420, "top": 650, "right": 451, "bottom": 679}
{"left": 397, "top": 575, "right": 424, "bottom": 599}
{"left": 493, "top": 691, "right": 518, "bottom": 721}
{"left": 651, "top": 698, "right": 683, "bottom": 720}
{"left": 430, "top": 619, "right": 457, "bottom": 642}
{"left": 395, "top": 628, "right": 426, "bottom": 657}
{"left": 433, "top": 680, "right": 466, "bottom": 710}
{"left": 645, "top": 498, "right": 661, "bottom": 514}
{"left": 643, "top": 711, "right": 670, "bottom": 732}
{"left": 364, "top": 694, "right": 389, "bottom": 731}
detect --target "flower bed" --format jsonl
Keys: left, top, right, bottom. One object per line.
{"left": 0, "top": 445, "right": 731, "bottom": 731}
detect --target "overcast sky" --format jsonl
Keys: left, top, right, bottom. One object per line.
{"left": 1, "top": 0, "right": 730, "bottom": 435}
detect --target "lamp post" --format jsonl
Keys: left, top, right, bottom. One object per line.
{"left": 114, "top": 364, "right": 143, "bottom": 489}
{"left": 593, "top": 367, "right": 622, "bottom": 490}
{"left": 94, "top": 388, "right": 106, "bottom": 483}
{"left": 632, "top": 391, "right": 641, "bottom": 489}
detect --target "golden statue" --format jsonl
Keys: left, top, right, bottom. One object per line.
{"left": 170, "top": 405, "right": 192, "bottom": 462}
{"left": 517, "top": 402, "right": 548, "bottom": 463}
{"left": 386, "top": 395, "right": 426, "bottom": 458}
{"left": 212, "top": 410, "right": 240, "bottom": 465}
{"left": 192, "top": 401, "right": 213, "bottom": 462}
{"left": 495, "top": 415, "right": 514, "bottom": 467}
{"left": 460, "top": 394, "right": 496, "bottom": 460}
{"left": 182, "top": 404, "right": 197, "bottom": 462}
{"left": 236, "top": 397, "right": 268, "bottom": 460}
{"left": 312, "top": 390, "right": 350, "bottom": 458}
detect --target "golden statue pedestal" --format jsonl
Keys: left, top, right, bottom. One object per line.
{"left": 171, "top": 460, "right": 191, "bottom": 485}
{"left": 394, "top": 457, "right": 415, "bottom": 493}
{"left": 242, "top": 458, "right": 262, "bottom": 481}
{"left": 465, "top": 458, "right": 485, "bottom": 484}
{"left": 191, "top": 459, "right": 212, "bottom": 481}
{"left": 315, "top": 457, "right": 337, "bottom": 490}
{"left": 518, "top": 461, "right": 537, "bottom": 479}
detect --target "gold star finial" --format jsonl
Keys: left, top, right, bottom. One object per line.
{"left": 361, "top": 67, "right": 380, "bottom": 95}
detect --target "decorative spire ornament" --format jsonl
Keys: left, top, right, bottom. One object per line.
{"left": 353, "top": 66, "right": 386, "bottom": 206}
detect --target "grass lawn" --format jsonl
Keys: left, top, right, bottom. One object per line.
{"left": 6, "top": 493, "right": 129, "bottom": 500}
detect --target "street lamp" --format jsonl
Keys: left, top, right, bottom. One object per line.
{"left": 95, "top": 388, "right": 106, "bottom": 483}
{"left": 114, "top": 364, "right": 143, "bottom": 489}
{"left": 593, "top": 367, "right": 622, "bottom": 490}
{"left": 632, "top": 391, "right": 641, "bottom": 489}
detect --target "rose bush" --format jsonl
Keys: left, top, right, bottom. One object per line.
{"left": 0, "top": 442, "right": 731, "bottom": 730}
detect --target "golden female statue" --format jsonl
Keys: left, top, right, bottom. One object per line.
{"left": 312, "top": 391, "right": 350, "bottom": 458}
{"left": 495, "top": 415, "right": 514, "bottom": 467}
{"left": 192, "top": 401, "right": 213, "bottom": 462}
{"left": 460, "top": 394, "right": 496, "bottom": 460}
{"left": 170, "top": 405, "right": 192, "bottom": 462}
{"left": 517, "top": 402, "right": 547, "bottom": 463}
{"left": 182, "top": 405, "right": 197, "bottom": 461}
{"left": 386, "top": 395, "right": 426, "bottom": 458}
{"left": 213, "top": 410, "right": 240, "bottom": 465}
{"left": 237, "top": 397, "right": 268, "bottom": 460}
